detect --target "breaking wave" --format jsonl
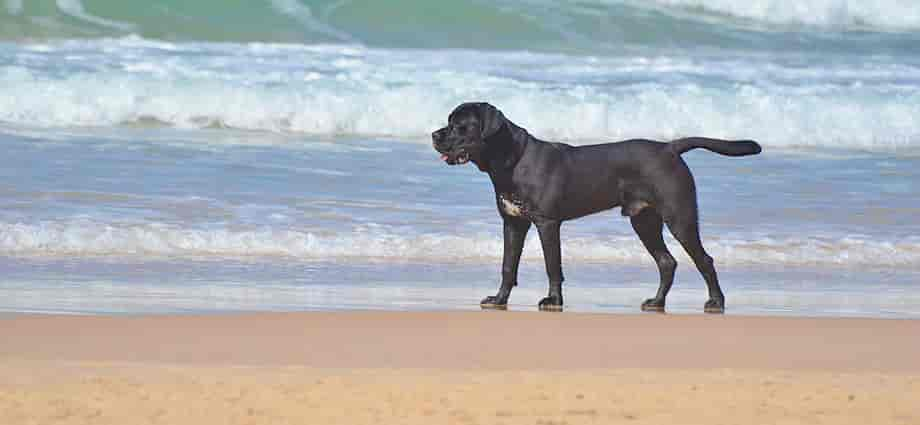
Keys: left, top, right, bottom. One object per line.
{"left": 2, "top": 220, "right": 919, "bottom": 268}
{"left": 2, "top": 40, "right": 918, "bottom": 153}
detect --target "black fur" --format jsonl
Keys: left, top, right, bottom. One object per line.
{"left": 432, "top": 102, "right": 761, "bottom": 313}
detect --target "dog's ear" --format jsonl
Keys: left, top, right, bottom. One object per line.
{"left": 477, "top": 102, "right": 506, "bottom": 140}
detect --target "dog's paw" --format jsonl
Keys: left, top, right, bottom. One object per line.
{"left": 704, "top": 298, "right": 725, "bottom": 314}
{"left": 538, "top": 296, "right": 563, "bottom": 312}
{"left": 641, "top": 297, "right": 666, "bottom": 312}
{"left": 480, "top": 295, "right": 509, "bottom": 310}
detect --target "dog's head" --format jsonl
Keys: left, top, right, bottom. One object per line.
{"left": 431, "top": 102, "right": 506, "bottom": 167}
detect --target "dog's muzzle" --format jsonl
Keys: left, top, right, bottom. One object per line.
{"left": 432, "top": 129, "right": 471, "bottom": 165}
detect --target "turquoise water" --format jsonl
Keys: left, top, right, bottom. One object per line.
{"left": 3, "top": 0, "right": 920, "bottom": 55}
{"left": 0, "top": 1, "right": 918, "bottom": 317}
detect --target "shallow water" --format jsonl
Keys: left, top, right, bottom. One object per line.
{"left": 1, "top": 128, "right": 918, "bottom": 317}
{"left": 2, "top": 257, "right": 919, "bottom": 318}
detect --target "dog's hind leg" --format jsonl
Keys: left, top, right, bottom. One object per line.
{"left": 666, "top": 215, "right": 725, "bottom": 314}
{"left": 630, "top": 209, "right": 677, "bottom": 312}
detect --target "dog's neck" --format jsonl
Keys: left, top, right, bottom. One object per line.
{"left": 474, "top": 120, "right": 531, "bottom": 193}
{"left": 485, "top": 121, "right": 531, "bottom": 172}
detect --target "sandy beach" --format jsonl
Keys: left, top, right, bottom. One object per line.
{"left": 1, "top": 311, "right": 918, "bottom": 424}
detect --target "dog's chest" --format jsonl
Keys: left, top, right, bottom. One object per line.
{"left": 498, "top": 193, "right": 527, "bottom": 217}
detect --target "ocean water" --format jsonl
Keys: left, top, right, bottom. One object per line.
{"left": 1, "top": 0, "right": 918, "bottom": 317}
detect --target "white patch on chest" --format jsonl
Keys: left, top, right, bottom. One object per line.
{"left": 501, "top": 198, "right": 522, "bottom": 216}
{"left": 499, "top": 194, "right": 525, "bottom": 217}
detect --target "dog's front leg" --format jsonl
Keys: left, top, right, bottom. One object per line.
{"left": 535, "top": 219, "right": 564, "bottom": 311}
{"left": 481, "top": 217, "right": 531, "bottom": 309}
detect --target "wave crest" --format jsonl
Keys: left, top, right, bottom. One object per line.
{"left": 645, "top": 0, "right": 920, "bottom": 30}
{"left": 2, "top": 60, "right": 918, "bottom": 152}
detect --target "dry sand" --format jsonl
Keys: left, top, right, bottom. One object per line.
{"left": 1, "top": 311, "right": 918, "bottom": 424}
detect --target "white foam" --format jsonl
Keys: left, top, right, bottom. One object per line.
{"left": 54, "top": 0, "right": 135, "bottom": 32}
{"left": 644, "top": 0, "right": 920, "bottom": 30}
{"left": 1, "top": 68, "right": 917, "bottom": 152}
{"left": 1, "top": 40, "right": 918, "bottom": 152}
{"left": 2, "top": 221, "right": 919, "bottom": 268}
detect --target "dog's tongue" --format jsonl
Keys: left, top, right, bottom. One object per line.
{"left": 440, "top": 154, "right": 449, "bottom": 162}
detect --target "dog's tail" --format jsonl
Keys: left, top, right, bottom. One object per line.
{"left": 668, "top": 137, "right": 762, "bottom": 157}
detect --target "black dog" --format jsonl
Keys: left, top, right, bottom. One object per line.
{"left": 432, "top": 102, "right": 761, "bottom": 313}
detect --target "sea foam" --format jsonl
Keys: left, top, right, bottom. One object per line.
{"left": 2, "top": 221, "right": 918, "bottom": 268}
{"left": 2, "top": 40, "right": 918, "bottom": 153}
